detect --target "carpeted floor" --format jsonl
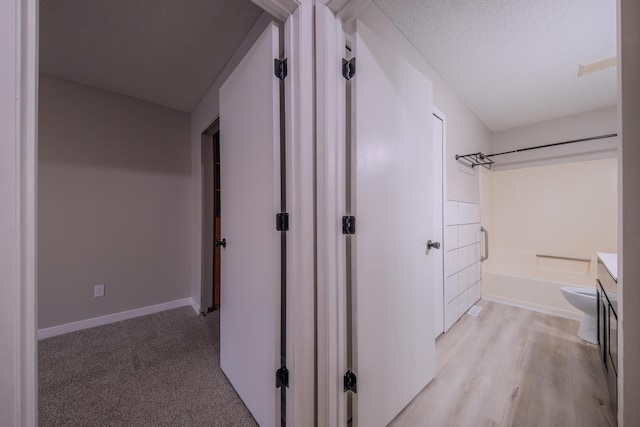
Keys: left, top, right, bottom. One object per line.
{"left": 39, "top": 307, "right": 258, "bottom": 426}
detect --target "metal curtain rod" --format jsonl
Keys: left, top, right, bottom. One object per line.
{"left": 486, "top": 133, "right": 618, "bottom": 158}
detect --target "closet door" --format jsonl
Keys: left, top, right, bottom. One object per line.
{"left": 219, "top": 22, "right": 281, "bottom": 427}
{"left": 350, "top": 19, "right": 436, "bottom": 426}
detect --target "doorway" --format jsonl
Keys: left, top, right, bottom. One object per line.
{"left": 201, "top": 120, "right": 220, "bottom": 313}
{"left": 213, "top": 131, "right": 221, "bottom": 310}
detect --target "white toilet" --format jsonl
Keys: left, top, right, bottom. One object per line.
{"left": 560, "top": 286, "right": 598, "bottom": 344}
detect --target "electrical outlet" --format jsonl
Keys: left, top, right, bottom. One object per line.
{"left": 94, "top": 284, "right": 105, "bottom": 298}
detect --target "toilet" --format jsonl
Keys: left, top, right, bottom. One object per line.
{"left": 560, "top": 286, "right": 598, "bottom": 344}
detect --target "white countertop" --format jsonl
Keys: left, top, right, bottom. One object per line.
{"left": 597, "top": 252, "right": 618, "bottom": 281}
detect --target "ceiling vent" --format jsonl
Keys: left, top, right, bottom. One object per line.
{"left": 578, "top": 56, "right": 617, "bottom": 77}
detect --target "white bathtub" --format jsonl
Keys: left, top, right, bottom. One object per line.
{"left": 482, "top": 248, "right": 596, "bottom": 320}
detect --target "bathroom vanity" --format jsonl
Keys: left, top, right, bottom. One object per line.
{"left": 596, "top": 252, "right": 617, "bottom": 420}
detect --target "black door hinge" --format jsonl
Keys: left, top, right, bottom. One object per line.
{"left": 276, "top": 365, "right": 289, "bottom": 388}
{"left": 276, "top": 213, "right": 289, "bottom": 231}
{"left": 275, "top": 58, "right": 288, "bottom": 80}
{"left": 342, "top": 58, "right": 356, "bottom": 81}
{"left": 342, "top": 216, "right": 355, "bottom": 235}
{"left": 344, "top": 370, "right": 357, "bottom": 393}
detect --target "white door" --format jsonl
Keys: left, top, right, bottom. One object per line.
{"left": 433, "top": 114, "right": 445, "bottom": 338}
{"left": 350, "top": 19, "right": 436, "bottom": 426}
{"left": 219, "top": 23, "right": 281, "bottom": 427}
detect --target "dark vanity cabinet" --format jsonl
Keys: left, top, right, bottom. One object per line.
{"left": 597, "top": 257, "right": 618, "bottom": 420}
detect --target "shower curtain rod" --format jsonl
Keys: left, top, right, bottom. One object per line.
{"left": 486, "top": 133, "right": 618, "bottom": 158}
{"left": 455, "top": 133, "right": 618, "bottom": 169}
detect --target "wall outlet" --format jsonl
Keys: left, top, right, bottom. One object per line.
{"left": 94, "top": 284, "right": 105, "bottom": 298}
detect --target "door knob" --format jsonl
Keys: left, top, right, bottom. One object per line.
{"left": 427, "top": 240, "right": 441, "bottom": 250}
{"left": 215, "top": 238, "right": 226, "bottom": 248}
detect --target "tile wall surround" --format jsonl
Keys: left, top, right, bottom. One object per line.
{"left": 444, "top": 200, "right": 482, "bottom": 331}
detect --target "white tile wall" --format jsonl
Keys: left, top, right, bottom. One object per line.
{"left": 443, "top": 200, "right": 482, "bottom": 331}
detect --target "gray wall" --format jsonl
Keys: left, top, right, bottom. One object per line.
{"left": 38, "top": 75, "right": 192, "bottom": 328}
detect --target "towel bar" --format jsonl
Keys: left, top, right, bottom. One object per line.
{"left": 536, "top": 254, "right": 590, "bottom": 263}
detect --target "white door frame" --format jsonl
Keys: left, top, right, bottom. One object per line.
{"left": 433, "top": 107, "right": 446, "bottom": 338}
{"left": 1, "top": 0, "right": 38, "bottom": 425}
{"left": 242, "top": 6, "right": 317, "bottom": 425}
{"left": 315, "top": 3, "right": 348, "bottom": 425}
{"left": 6, "top": 0, "right": 315, "bottom": 425}
{"left": 233, "top": 3, "right": 317, "bottom": 423}
{"left": 315, "top": 2, "right": 375, "bottom": 425}
{"left": 280, "top": 2, "right": 316, "bottom": 425}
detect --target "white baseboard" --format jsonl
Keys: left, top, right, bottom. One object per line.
{"left": 38, "top": 297, "right": 199, "bottom": 340}
{"left": 482, "top": 295, "right": 582, "bottom": 321}
{"left": 190, "top": 299, "right": 201, "bottom": 315}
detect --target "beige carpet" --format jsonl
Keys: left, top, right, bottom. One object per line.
{"left": 39, "top": 307, "right": 258, "bottom": 426}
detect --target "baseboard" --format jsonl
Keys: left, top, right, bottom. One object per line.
{"left": 190, "top": 298, "right": 201, "bottom": 315}
{"left": 38, "top": 297, "right": 198, "bottom": 340}
{"left": 482, "top": 295, "right": 582, "bottom": 321}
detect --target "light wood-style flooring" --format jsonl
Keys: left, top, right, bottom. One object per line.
{"left": 390, "top": 300, "right": 615, "bottom": 427}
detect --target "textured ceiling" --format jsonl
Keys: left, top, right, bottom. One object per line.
{"left": 40, "top": 0, "right": 263, "bottom": 112}
{"left": 373, "top": 0, "right": 617, "bottom": 131}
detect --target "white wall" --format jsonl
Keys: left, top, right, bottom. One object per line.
{"left": 490, "top": 106, "right": 617, "bottom": 171}
{"left": 38, "top": 75, "right": 192, "bottom": 329}
{"left": 618, "top": 0, "right": 640, "bottom": 424}
{"left": 357, "top": 3, "right": 491, "bottom": 204}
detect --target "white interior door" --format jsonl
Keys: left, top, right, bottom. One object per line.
{"left": 219, "top": 23, "right": 281, "bottom": 427}
{"left": 350, "top": 19, "right": 436, "bottom": 426}
{"left": 433, "top": 114, "right": 445, "bottom": 338}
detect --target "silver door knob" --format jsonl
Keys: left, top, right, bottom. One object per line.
{"left": 427, "top": 240, "right": 441, "bottom": 250}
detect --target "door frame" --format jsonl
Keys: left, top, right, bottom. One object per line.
{"left": 279, "top": 3, "right": 316, "bottom": 424}
{"left": 315, "top": 4, "right": 348, "bottom": 425}
{"left": 315, "top": 2, "right": 375, "bottom": 424}
{"left": 2, "top": 0, "right": 38, "bottom": 424}
{"left": 433, "top": 107, "right": 447, "bottom": 338}
{"left": 200, "top": 120, "right": 219, "bottom": 313}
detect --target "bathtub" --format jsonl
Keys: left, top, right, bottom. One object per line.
{"left": 481, "top": 248, "right": 595, "bottom": 320}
